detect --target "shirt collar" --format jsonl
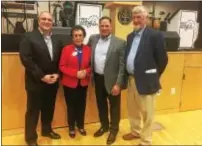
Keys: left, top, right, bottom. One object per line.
{"left": 134, "top": 25, "right": 146, "bottom": 36}
{"left": 100, "top": 34, "right": 112, "bottom": 41}
{"left": 75, "top": 44, "right": 83, "bottom": 50}
{"left": 38, "top": 28, "right": 52, "bottom": 37}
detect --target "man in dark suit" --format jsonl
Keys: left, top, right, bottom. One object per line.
{"left": 122, "top": 6, "right": 168, "bottom": 146}
{"left": 88, "top": 16, "right": 126, "bottom": 145}
{"left": 19, "top": 11, "right": 62, "bottom": 146}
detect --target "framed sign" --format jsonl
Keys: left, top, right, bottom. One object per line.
{"left": 167, "top": 10, "right": 198, "bottom": 50}
{"left": 75, "top": 2, "right": 103, "bottom": 44}
{"left": 179, "top": 10, "right": 198, "bottom": 49}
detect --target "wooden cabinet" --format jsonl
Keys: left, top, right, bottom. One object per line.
{"left": 2, "top": 52, "right": 202, "bottom": 132}
{"left": 184, "top": 53, "right": 202, "bottom": 67}
{"left": 2, "top": 54, "right": 100, "bottom": 130}
{"left": 180, "top": 53, "right": 202, "bottom": 111}
{"left": 155, "top": 53, "right": 184, "bottom": 111}
{"left": 180, "top": 67, "right": 202, "bottom": 111}
{"left": 2, "top": 54, "right": 26, "bottom": 130}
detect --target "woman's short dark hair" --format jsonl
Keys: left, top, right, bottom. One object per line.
{"left": 71, "top": 25, "right": 86, "bottom": 37}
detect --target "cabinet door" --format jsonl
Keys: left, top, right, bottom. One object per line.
{"left": 2, "top": 55, "right": 26, "bottom": 130}
{"left": 155, "top": 54, "right": 184, "bottom": 111}
{"left": 180, "top": 67, "right": 202, "bottom": 111}
{"left": 84, "top": 85, "right": 99, "bottom": 124}
{"left": 53, "top": 84, "right": 99, "bottom": 128}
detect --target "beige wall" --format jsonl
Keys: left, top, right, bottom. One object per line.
{"left": 102, "top": 8, "right": 110, "bottom": 17}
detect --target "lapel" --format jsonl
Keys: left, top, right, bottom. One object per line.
{"left": 126, "top": 32, "right": 135, "bottom": 58}
{"left": 91, "top": 35, "right": 100, "bottom": 66}
{"left": 51, "top": 36, "right": 57, "bottom": 61}
{"left": 105, "top": 35, "right": 115, "bottom": 66}
{"left": 135, "top": 27, "right": 148, "bottom": 61}
{"left": 36, "top": 30, "right": 53, "bottom": 61}
{"left": 91, "top": 34, "right": 114, "bottom": 69}
{"left": 81, "top": 45, "right": 87, "bottom": 69}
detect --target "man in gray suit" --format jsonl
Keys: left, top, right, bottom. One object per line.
{"left": 88, "top": 16, "right": 126, "bottom": 145}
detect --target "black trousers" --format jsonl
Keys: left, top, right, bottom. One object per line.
{"left": 94, "top": 73, "right": 121, "bottom": 134}
{"left": 63, "top": 85, "right": 87, "bottom": 130}
{"left": 25, "top": 84, "right": 58, "bottom": 142}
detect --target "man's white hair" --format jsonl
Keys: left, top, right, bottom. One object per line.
{"left": 132, "top": 5, "right": 148, "bottom": 17}
{"left": 38, "top": 11, "right": 52, "bottom": 19}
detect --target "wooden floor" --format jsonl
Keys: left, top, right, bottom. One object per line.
{"left": 2, "top": 110, "right": 202, "bottom": 145}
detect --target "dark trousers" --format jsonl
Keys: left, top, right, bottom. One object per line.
{"left": 63, "top": 85, "right": 87, "bottom": 130}
{"left": 25, "top": 84, "right": 58, "bottom": 142}
{"left": 94, "top": 73, "right": 121, "bottom": 134}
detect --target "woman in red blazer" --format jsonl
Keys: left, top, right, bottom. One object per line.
{"left": 59, "top": 25, "right": 91, "bottom": 138}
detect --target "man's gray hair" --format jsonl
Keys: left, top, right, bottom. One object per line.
{"left": 132, "top": 6, "right": 148, "bottom": 17}
{"left": 38, "top": 11, "right": 52, "bottom": 19}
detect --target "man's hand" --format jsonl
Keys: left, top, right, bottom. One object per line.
{"left": 50, "top": 74, "right": 59, "bottom": 83}
{"left": 111, "top": 84, "right": 121, "bottom": 96}
{"left": 41, "top": 75, "right": 53, "bottom": 84}
{"left": 77, "top": 70, "right": 87, "bottom": 79}
{"left": 41, "top": 74, "right": 59, "bottom": 84}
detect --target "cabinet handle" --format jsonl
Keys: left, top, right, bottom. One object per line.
{"left": 183, "top": 74, "right": 186, "bottom": 80}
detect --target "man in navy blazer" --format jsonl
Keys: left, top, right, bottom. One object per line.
{"left": 122, "top": 6, "right": 168, "bottom": 146}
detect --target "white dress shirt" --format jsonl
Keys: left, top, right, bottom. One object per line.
{"left": 94, "top": 35, "right": 111, "bottom": 74}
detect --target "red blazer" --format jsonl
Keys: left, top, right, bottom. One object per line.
{"left": 59, "top": 44, "right": 91, "bottom": 88}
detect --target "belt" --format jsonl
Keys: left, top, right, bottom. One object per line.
{"left": 94, "top": 72, "right": 104, "bottom": 76}
{"left": 128, "top": 72, "right": 134, "bottom": 76}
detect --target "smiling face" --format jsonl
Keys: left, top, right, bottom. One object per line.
{"left": 99, "top": 18, "right": 112, "bottom": 38}
{"left": 72, "top": 29, "right": 84, "bottom": 46}
{"left": 38, "top": 12, "right": 53, "bottom": 33}
{"left": 132, "top": 12, "right": 147, "bottom": 31}
{"left": 132, "top": 6, "right": 148, "bottom": 31}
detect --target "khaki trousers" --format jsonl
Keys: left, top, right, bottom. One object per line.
{"left": 127, "top": 76, "right": 156, "bottom": 145}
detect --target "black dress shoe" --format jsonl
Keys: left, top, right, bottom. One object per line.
{"left": 41, "top": 131, "right": 61, "bottom": 139}
{"left": 94, "top": 127, "right": 108, "bottom": 137}
{"left": 107, "top": 132, "right": 117, "bottom": 145}
{"left": 78, "top": 129, "right": 87, "bottom": 136}
{"left": 69, "top": 130, "right": 76, "bottom": 138}
{"left": 26, "top": 141, "right": 38, "bottom": 146}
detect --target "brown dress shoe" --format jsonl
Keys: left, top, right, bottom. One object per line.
{"left": 122, "top": 132, "right": 140, "bottom": 140}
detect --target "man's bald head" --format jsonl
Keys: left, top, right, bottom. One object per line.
{"left": 38, "top": 11, "right": 52, "bottom": 20}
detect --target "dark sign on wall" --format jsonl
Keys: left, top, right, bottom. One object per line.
{"left": 117, "top": 7, "right": 132, "bottom": 25}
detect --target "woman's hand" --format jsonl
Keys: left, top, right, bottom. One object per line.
{"left": 77, "top": 70, "right": 87, "bottom": 79}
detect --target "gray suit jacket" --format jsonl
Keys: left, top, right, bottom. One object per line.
{"left": 88, "top": 34, "right": 126, "bottom": 94}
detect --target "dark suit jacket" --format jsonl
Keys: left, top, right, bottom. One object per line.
{"left": 125, "top": 27, "right": 168, "bottom": 95}
{"left": 19, "top": 29, "right": 63, "bottom": 91}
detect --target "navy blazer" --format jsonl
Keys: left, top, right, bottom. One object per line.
{"left": 125, "top": 27, "right": 168, "bottom": 95}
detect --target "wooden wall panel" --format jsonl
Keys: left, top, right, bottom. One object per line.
{"left": 52, "top": 85, "right": 99, "bottom": 128}
{"left": 2, "top": 52, "right": 202, "bottom": 131}
{"left": 155, "top": 53, "right": 184, "bottom": 111}
{"left": 2, "top": 54, "right": 100, "bottom": 130}
{"left": 184, "top": 53, "right": 202, "bottom": 67}
{"left": 180, "top": 67, "right": 202, "bottom": 111}
{"left": 2, "top": 54, "right": 26, "bottom": 130}
{"left": 51, "top": 87, "right": 67, "bottom": 128}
